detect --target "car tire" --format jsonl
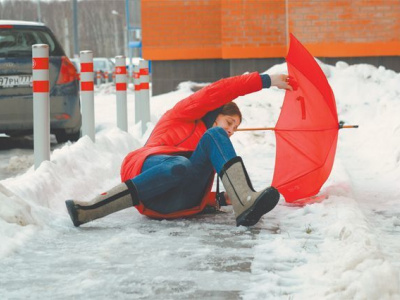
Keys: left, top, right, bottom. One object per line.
{"left": 55, "top": 130, "right": 80, "bottom": 144}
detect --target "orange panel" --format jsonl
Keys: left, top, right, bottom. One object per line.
{"left": 142, "top": 0, "right": 400, "bottom": 60}
{"left": 305, "top": 41, "right": 400, "bottom": 57}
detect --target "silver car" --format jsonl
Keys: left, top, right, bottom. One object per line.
{"left": 0, "top": 20, "right": 81, "bottom": 143}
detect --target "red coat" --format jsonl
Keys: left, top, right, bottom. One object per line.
{"left": 120, "top": 72, "right": 262, "bottom": 218}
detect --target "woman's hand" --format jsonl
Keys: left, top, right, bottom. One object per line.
{"left": 270, "top": 74, "right": 294, "bottom": 91}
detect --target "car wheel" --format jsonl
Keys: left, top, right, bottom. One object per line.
{"left": 55, "top": 130, "right": 80, "bottom": 144}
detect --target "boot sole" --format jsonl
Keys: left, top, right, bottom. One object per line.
{"left": 65, "top": 200, "right": 82, "bottom": 227}
{"left": 236, "top": 187, "right": 280, "bottom": 226}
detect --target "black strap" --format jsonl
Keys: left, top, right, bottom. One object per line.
{"left": 217, "top": 175, "right": 220, "bottom": 195}
{"left": 216, "top": 176, "right": 227, "bottom": 207}
{"left": 125, "top": 180, "right": 139, "bottom": 206}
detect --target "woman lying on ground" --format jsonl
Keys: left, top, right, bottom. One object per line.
{"left": 66, "top": 71, "right": 293, "bottom": 227}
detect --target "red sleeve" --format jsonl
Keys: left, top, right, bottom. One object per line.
{"left": 170, "top": 72, "right": 262, "bottom": 121}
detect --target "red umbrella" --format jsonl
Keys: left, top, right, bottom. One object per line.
{"left": 238, "top": 34, "right": 357, "bottom": 204}
{"left": 271, "top": 33, "right": 342, "bottom": 203}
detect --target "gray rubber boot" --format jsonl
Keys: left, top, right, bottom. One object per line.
{"left": 65, "top": 180, "right": 138, "bottom": 227}
{"left": 220, "top": 157, "right": 280, "bottom": 226}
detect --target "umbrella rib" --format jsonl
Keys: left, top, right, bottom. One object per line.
{"left": 289, "top": 64, "right": 338, "bottom": 121}
{"left": 276, "top": 128, "right": 337, "bottom": 132}
{"left": 276, "top": 132, "right": 321, "bottom": 168}
{"left": 276, "top": 166, "right": 320, "bottom": 189}
{"left": 275, "top": 133, "right": 338, "bottom": 193}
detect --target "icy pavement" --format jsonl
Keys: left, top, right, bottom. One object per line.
{"left": 0, "top": 203, "right": 322, "bottom": 300}
{"left": 1, "top": 155, "right": 399, "bottom": 299}
{"left": 0, "top": 206, "right": 275, "bottom": 299}
{"left": 1, "top": 161, "right": 400, "bottom": 299}
{"left": 1, "top": 161, "right": 398, "bottom": 299}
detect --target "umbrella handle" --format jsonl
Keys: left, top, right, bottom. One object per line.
{"left": 339, "top": 125, "right": 359, "bottom": 129}
{"left": 236, "top": 127, "right": 275, "bottom": 131}
{"left": 236, "top": 125, "right": 359, "bottom": 131}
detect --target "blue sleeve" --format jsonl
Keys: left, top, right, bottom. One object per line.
{"left": 260, "top": 74, "right": 271, "bottom": 88}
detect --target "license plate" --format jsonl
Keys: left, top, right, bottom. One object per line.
{"left": 0, "top": 75, "right": 32, "bottom": 88}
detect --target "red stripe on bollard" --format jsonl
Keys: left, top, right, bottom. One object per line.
{"left": 32, "top": 57, "right": 49, "bottom": 70}
{"left": 116, "top": 83, "right": 127, "bottom": 91}
{"left": 134, "top": 84, "right": 141, "bottom": 91}
{"left": 116, "top": 66, "right": 126, "bottom": 75}
{"left": 33, "top": 80, "right": 49, "bottom": 93}
{"left": 81, "top": 81, "right": 94, "bottom": 91}
{"left": 81, "top": 62, "right": 93, "bottom": 72}
{"left": 139, "top": 82, "right": 149, "bottom": 90}
{"left": 139, "top": 68, "right": 149, "bottom": 76}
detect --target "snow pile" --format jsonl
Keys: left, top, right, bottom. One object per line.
{"left": 0, "top": 61, "right": 399, "bottom": 298}
{"left": 0, "top": 128, "right": 141, "bottom": 258}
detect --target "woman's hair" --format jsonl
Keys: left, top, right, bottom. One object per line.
{"left": 221, "top": 102, "right": 242, "bottom": 123}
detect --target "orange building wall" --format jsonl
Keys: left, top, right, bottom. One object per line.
{"left": 289, "top": 0, "right": 400, "bottom": 56}
{"left": 221, "top": 0, "right": 287, "bottom": 58}
{"left": 142, "top": 0, "right": 400, "bottom": 60}
{"left": 142, "top": 0, "right": 222, "bottom": 59}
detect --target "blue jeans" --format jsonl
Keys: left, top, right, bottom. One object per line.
{"left": 130, "top": 127, "right": 237, "bottom": 214}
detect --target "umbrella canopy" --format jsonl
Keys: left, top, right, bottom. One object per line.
{"left": 271, "top": 34, "right": 339, "bottom": 203}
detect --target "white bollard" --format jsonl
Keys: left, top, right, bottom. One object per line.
{"left": 138, "top": 60, "right": 150, "bottom": 135}
{"left": 115, "top": 55, "right": 128, "bottom": 131}
{"left": 80, "top": 50, "right": 95, "bottom": 142}
{"left": 32, "top": 44, "right": 51, "bottom": 169}
{"left": 96, "top": 70, "right": 102, "bottom": 87}
{"left": 133, "top": 64, "right": 142, "bottom": 128}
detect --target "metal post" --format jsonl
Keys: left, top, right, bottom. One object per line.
{"left": 63, "top": 18, "right": 71, "bottom": 57}
{"left": 36, "top": 0, "right": 42, "bottom": 22}
{"left": 112, "top": 10, "right": 120, "bottom": 56}
{"left": 125, "top": 0, "right": 132, "bottom": 79}
{"left": 80, "top": 50, "right": 95, "bottom": 142}
{"left": 72, "top": 0, "right": 79, "bottom": 57}
{"left": 133, "top": 64, "right": 141, "bottom": 127}
{"left": 139, "top": 60, "right": 150, "bottom": 135}
{"left": 32, "top": 44, "right": 50, "bottom": 169}
{"left": 115, "top": 55, "right": 128, "bottom": 131}
{"left": 285, "top": 0, "right": 289, "bottom": 50}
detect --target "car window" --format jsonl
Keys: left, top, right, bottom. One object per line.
{"left": 0, "top": 27, "right": 63, "bottom": 58}
{"left": 94, "top": 60, "right": 107, "bottom": 70}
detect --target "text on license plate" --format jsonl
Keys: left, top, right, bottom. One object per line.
{"left": 0, "top": 75, "right": 32, "bottom": 88}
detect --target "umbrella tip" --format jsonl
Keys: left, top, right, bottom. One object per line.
{"left": 339, "top": 121, "right": 359, "bottom": 129}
